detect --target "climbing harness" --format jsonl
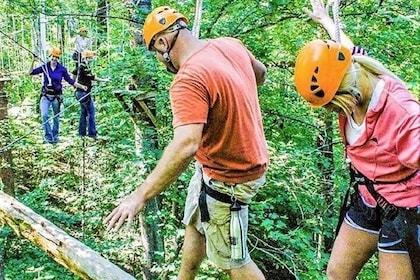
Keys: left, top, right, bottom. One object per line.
{"left": 199, "top": 180, "right": 246, "bottom": 223}
{"left": 337, "top": 166, "right": 419, "bottom": 226}
{"left": 338, "top": 165, "right": 420, "bottom": 277}
{"left": 198, "top": 176, "right": 248, "bottom": 261}
{"left": 0, "top": 88, "right": 97, "bottom": 154}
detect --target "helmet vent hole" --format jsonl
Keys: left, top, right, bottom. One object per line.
{"left": 314, "top": 66, "right": 319, "bottom": 74}
{"left": 338, "top": 52, "right": 346, "bottom": 61}
{"left": 314, "top": 89, "right": 325, "bottom": 98}
{"left": 311, "top": 75, "right": 317, "bottom": 82}
{"left": 159, "top": 18, "right": 166, "bottom": 25}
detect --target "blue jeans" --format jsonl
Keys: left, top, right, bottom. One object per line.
{"left": 76, "top": 90, "right": 97, "bottom": 137}
{"left": 40, "top": 94, "right": 61, "bottom": 143}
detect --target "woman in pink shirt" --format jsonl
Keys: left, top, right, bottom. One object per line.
{"left": 294, "top": 0, "right": 419, "bottom": 279}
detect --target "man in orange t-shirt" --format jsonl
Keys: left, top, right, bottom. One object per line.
{"left": 104, "top": 6, "right": 268, "bottom": 280}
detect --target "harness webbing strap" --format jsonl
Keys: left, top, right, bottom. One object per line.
{"left": 199, "top": 184, "right": 210, "bottom": 222}
{"left": 204, "top": 184, "right": 246, "bottom": 206}
{"left": 350, "top": 169, "right": 398, "bottom": 220}
{"left": 363, "top": 178, "right": 399, "bottom": 220}
{"left": 335, "top": 184, "right": 352, "bottom": 236}
{"left": 199, "top": 180, "right": 247, "bottom": 223}
{"left": 351, "top": 167, "right": 418, "bottom": 219}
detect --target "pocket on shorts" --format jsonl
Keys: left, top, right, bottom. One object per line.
{"left": 204, "top": 195, "right": 230, "bottom": 225}
{"left": 202, "top": 196, "right": 231, "bottom": 259}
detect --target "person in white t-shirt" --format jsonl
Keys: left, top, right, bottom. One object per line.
{"left": 72, "top": 26, "right": 93, "bottom": 67}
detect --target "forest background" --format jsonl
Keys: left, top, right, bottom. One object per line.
{"left": 0, "top": 0, "right": 418, "bottom": 279}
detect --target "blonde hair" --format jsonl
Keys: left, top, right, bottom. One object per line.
{"left": 327, "top": 55, "right": 403, "bottom": 116}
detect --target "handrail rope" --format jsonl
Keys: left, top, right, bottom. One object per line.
{"left": 0, "top": 88, "right": 98, "bottom": 154}
{"left": 0, "top": 29, "right": 45, "bottom": 63}
{"left": 332, "top": 0, "right": 341, "bottom": 43}
{"left": 0, "top": 28, "right": 53, "bottom": 84}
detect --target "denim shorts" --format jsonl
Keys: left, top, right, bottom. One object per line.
{"left": 182, "top": 162, "right": 265, "bottom": 270}
{"left": 345, "top": 193, "right": 417, "bottom": 254}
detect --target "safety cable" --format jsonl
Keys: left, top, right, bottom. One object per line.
{"left": 0, "top": 29, "right": 41, "bottom": 62}
{"left": 0, "top": 28, "right": 53, "bottom": 85}
{"left": 0, "top": 87, "right": 98, "bottom": 154}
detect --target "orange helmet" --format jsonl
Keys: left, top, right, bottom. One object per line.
{"left": 143, "top": 6, "right": 188, "bottom": 50}
{"left": 294, "top": 39, "right": 352, "bottom": 107}
{"left": 79, "top": 26, "right": 88, "bottom": 33}
{"left": 82, "top": 50, "right": 94, "bottom": 58}
{"left": 49, "top": 47, "right": 61, "bottom": 57}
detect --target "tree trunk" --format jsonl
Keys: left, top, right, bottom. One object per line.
{"left": 129, "top": 0, "right": 151, "bottom": 47}
{"left": 114, "top": 89, "right": 163, "bottom": 279}
{"left": 0, "top": 191, "right": 136, "bottom": 280}
{"left": 96, "top": 0, "right": 108, "bottom": 45}
{"left": 124, "top": 3, "right": 164, "bottom": 278}
{"left": 192, "top": 0, "right": 203, "bottom": 38}
{"left": 0, "top": 77, "right": 14, "bottom": 196}
{"left": 0, "top": 234, "right": 5, "bottom": 280}
{"left": 317, "top": 112, "right": 335, "bottom": 253}
{"left": 134, "top": 124, "right": 164, "bottom": 280}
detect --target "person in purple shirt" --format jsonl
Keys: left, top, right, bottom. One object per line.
{"left": 29, "top": 47, "right": 86, "bottom": 143}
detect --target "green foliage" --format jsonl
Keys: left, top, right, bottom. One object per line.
{"left": 0, "top": 0, "right": 418, "bottom": 279}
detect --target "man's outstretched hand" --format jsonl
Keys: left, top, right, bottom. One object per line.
{"left": 103, "top": 190, "right": 146, "bottom": 232}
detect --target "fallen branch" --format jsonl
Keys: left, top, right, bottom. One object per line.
{"left": 0, "top": 191, "right": 136, "bottom": 280}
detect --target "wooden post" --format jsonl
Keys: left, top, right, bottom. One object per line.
{"left": 0, "top": 76, "right": 14, "bottom": 196}
{"left": 0, "top": 191, "right": 136, "bottom": 280}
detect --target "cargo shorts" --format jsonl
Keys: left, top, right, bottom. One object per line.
{"left": 182, "top": 162, "right": 265, "bottom": 270}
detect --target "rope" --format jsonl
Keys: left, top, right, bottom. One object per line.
{"left": 332, "top": 0, "right": 341, "bottom": 43}
{"left": 0, "top": 29, "right": 46, "bottom": 63}
{"left": 192, "top": 0, "right": 203, "bottom": 38}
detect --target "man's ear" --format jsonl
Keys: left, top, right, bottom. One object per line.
{"left": 156, "top": 34, "right": 173, "bottom": 52}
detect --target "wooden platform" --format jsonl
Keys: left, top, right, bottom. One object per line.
{"left": 113, "top": 90, "right": 157, "bottom": 128}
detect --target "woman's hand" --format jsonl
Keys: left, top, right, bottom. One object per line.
{"left": 302, "top": 0, "right": 355, "bottom": 49}
{"left": 302, "top": 0, "right": 331, "bottom": 24}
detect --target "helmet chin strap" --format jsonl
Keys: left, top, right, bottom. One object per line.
{"left": 158, "top": 22, "right": 186, "bottom": 74}
{"left": 162, "top": 30, "right": 181, "bottom": 74}
{"left": 162, "top": 52, "right": 178, "bottom": 74}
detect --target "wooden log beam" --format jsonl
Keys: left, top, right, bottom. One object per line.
{"left": 0, "top": 191, "right": 136, "bottom": 280}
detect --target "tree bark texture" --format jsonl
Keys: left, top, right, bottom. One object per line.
{"left": 96, "top": 0, "right": 109, "bottom": 45}
{"left": 0, "top": 191, "right": 136, "bottom": 280}
{"left": 129, "top": 0, "right": 151, "bottom": 47}
{"left": 0, "top": 77, "right": 14, "bottom": 196}
{"left": 0, "top": 236, "right": 5, "bottom": 280}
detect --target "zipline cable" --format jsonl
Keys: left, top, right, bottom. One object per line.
{"left": 0, "top": 28, "right": 52, "bottom": 82}
{"left": 0, "top": 29, "right": 45, "bottom": 63}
